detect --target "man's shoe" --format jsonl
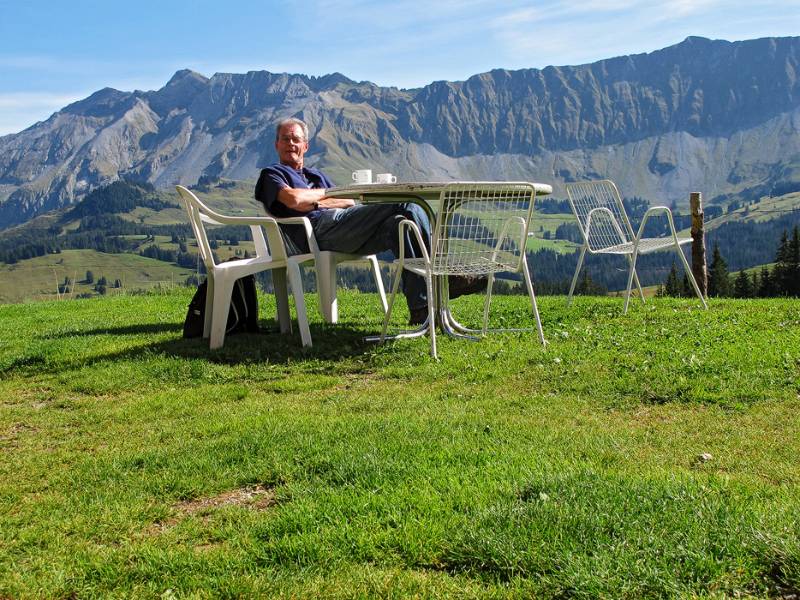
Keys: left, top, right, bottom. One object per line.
{"left": 448, "top": 275, "right": 488, "bottom": 299}
{"left": 408, "top": 306, "right": 429, "bottom": 326}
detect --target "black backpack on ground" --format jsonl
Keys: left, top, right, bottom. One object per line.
{"left": 183, "top": 275, "right": 259, "bottom": 339}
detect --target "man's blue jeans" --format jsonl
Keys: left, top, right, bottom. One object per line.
{"left": 311, "top": 203, "right": 431, "bottom": 311}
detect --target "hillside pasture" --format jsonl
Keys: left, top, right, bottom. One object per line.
{"left": 0, "top": 250, "right": 196, "bottom": 303}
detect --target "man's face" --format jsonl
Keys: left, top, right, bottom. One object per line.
{"left": 275, "top": 124, "right": 308, "bottom": 167}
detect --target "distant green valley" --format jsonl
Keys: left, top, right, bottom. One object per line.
{"left": 0, "top": 179, "right": 798, "bottom": 304}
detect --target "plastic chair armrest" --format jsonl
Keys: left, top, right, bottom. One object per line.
{"left": 267, "top": 215, "right": 318, "bottom": 253}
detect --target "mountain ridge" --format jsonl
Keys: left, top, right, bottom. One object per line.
{"left": 1, "top": 35, "right": 799, "bottom": 228}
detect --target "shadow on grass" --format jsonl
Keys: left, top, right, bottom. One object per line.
{"left": 2, "top": 318, "right": 384, "bottom": 377}
{"left": 41, "top": 323, "right": 184, "bottom": 338}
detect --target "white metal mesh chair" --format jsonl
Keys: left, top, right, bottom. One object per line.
{"left": 565, "top": 180, "right": 708, "bottom": 312}
{"left": 381, "top": 182, "right": 546, "bottom": 358}
{"left": 176, "top": 185, "right": 313, "bottom": 349}
{"left": 260, "top": 210, "right": 388, "bottom": 324}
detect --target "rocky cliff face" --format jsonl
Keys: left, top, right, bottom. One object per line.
{"left": 1, "top": 36, "right": 798, "bottom": 227}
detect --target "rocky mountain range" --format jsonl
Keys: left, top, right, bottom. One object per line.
{"left": 1, "top": 35, "right": 799, "bottom": 229}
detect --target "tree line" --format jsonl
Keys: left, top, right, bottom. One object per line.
{"left": 1, "top": 180, "right": 797, "bottom": 298}
{"left": 661, "top": 226, "right": 800, "bottom": 298}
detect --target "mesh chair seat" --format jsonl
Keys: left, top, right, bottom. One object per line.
{"left": 401, "top": 256, "right": 519, "bottom": 275}
{"left": 597, "top": 236, "right": 693, "bottom": 255}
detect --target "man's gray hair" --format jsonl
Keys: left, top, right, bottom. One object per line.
{"left": 275, "top": 118, "right": 309, "bottom": 142}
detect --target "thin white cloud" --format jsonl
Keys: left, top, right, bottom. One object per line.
{"left": 484, "top": 0, "right": 799, "bottom": 70}
{"left": 0, "top": 92, "right": 81, "bottom": 111}
{"left": 0, "top": 93, "right": 83, "bottom": 135}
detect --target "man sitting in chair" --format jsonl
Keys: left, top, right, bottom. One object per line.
{"left": 255, "top": 117, "right": 485, "bottom": 325}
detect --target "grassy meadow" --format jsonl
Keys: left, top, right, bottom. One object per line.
{"left": 0, "top": 250, "right": 196, "bottom": 304}
{"left": 1, "top": 290, "right": 799, "bottom": 598}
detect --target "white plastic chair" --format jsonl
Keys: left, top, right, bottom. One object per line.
{"left": 176, "top": 185, "right": 313, "bottom": 349}
{"left": 381, "top": 182, "right": 546, "bottom": 358}
{"left": 565, "top": 180, "right": 708, "bottom": 312}
{"left": 260, "top": 211, "right": 388, "bottom": 324}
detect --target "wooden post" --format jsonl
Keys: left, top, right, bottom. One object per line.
{"left": 690, "top": 192, "right": 707, "bottom": 297}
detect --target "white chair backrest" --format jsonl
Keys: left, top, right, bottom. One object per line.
{"left": 566, "top": 180, "right": 636, "bottom": 252}
{"left": 176, "top": 185, "right": 219, "bottom": 272}
{"left": 432, "top": 183, "right": 536, "bottom": 274}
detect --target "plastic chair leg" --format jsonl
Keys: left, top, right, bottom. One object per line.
{"left": 203, "top": 275, "right": 215, "bottom": 339}
{"left": 209, "top": 277, "right": 234, "bottom": 350}
{"left": 316, "top": 251, "right": 339, "bottom": 323}
{"left": 288, "top": 262, "right": 312, "bottom": 347}
{"left": 272, "top": 268, "right": 292, "bottom": 334}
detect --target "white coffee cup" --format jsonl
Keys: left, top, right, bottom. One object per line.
{"left": 375, "top": 173, "right": 397, "bottom": 184}
{"left": 352, "top": 169, "right": 372, "bottom": 184}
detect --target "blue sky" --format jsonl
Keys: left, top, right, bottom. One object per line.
{"left": 1, "top": 0, "right": 798, "bottom": 135}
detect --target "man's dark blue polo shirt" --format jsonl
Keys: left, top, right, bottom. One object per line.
{"left": 254, "top": 164, "right": 334, "bottom": 253}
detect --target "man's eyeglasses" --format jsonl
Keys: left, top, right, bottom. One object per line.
{"left": 279, "top": 135, "right": 306, "bottom": 144}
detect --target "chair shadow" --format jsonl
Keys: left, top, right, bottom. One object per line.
{"left": 42, "top": 323, "right": 184, "bottom": 338}
{"left": 5, "top": 319, "right": 383, "bottom": 377}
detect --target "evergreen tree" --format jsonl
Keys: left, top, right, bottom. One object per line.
{"left": 789, "top": 226, "right": 800, "bottom": 296}
{"left": 773, "top": 230, "right": 791, "bottom": 295}
{"left": 664, "top": 262, "right": 681, "bottom": 297}
{"left": 758, "top": 266, "right": 773, "bottom": 297}
{"left": 575, "top": 270, "right": 606, "bottom": 296}
{"left": 708, "top": 243, "right": 731, "bottom": 297}
{"left": 733, "top": 270, "right": 753, "bottom": 298}
{"left": 681, "top": 274, "right": 693, "bottom": 298}
{"left": 85, "top": 270, "right": 94, "bottom": 284}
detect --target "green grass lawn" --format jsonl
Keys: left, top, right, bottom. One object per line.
{"left": 1, "top": 291, "right": 798, "bottom": 597}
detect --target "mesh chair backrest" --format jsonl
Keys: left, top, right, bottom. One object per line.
{"left": 565, "top": 180, "right": 635, "bottom": 252}
{"left": 176, "top": 186, "right": 217, "bottom": 271}
{"left": 431, "top": 183, "right": 536, "bottom": 276}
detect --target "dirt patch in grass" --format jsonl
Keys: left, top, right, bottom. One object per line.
{"left": 764, "top": 556, "right": 800, "bottom": 599}
{"left": 0, "top": 422, "right": 38, "bottom": 446}
{"left": 143, "top": 484, "right": 276, "bottom": 537}
{"left": 176, "top": 483, "right": 276, "bottom": 515}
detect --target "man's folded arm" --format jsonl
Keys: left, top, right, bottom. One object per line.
{"left": 277, "top": 187, "right": 355, "bottom": 211}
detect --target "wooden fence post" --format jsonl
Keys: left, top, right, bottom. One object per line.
{"left": 690, "top": 192, "right": 707, "bottom": 297}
